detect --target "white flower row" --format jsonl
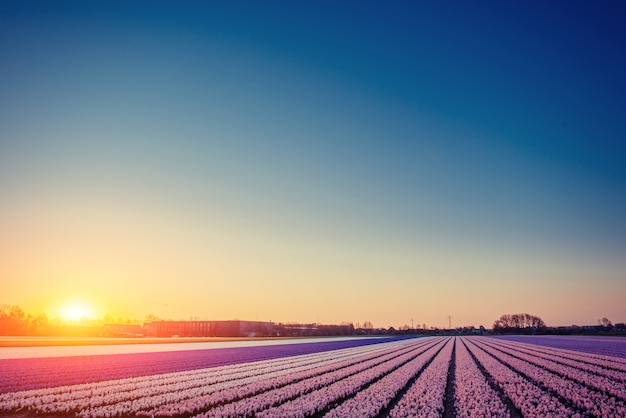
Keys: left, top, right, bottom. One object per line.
{"left": 249, "top": 339, "right": 441, "bottom": 418}
{"left": 0, "top": 341, "right": 401, "bottom": 416}
{"left": 86, "top": 342, "right": 392, "bottom": 414}
{"left": 3, "top": 352, "right": 319, "bottom": 407}
{"left": 489, "top": 337, "right": 626, "bottom": 375}
{"left": 147, "top": 339, "right": 430, "bottom": 417}
{"left": 87, "top": 341, "right": 412, "bottom": 418}
{"left": 463, "top": 338, "right": 579, "bottom": 417}
{"left": 471, "top": 338, "right": 626, "bottom": 417}
{"left": 7, "top": 344, "right": 387, "bottom": 393}
{"left": 325, "top": 338, "right": 450, "bottom": 418}
{"left": 386, "top": 337, "right": 453, "bottom": 418}
{"left": 479, "top": 338, "right": 626, "bottom": 398}
{"left": 453, "top": 338, "right": 509, "bottom": 418}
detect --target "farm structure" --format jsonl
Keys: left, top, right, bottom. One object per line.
{"left": 144, "top": 320, "right": 275, "bottom": 338}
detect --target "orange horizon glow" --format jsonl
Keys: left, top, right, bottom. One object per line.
{"left": 58, "top": 301, "right": 94, "bottom": 322}
{"left": 10, "top": 281, "right": 625, "bottom": 329}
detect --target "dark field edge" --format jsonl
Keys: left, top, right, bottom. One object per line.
{"left": 466, "top": 338, "right": 589, "bottom": 417}
{"left": 0, "top": 413, "right": 63, "bottom": 418}
{"left": 442, "top": 337, "right": 457, "bottom": 418}
{"left": 0, "top": 337, "right": 405, "bottom": 393}
{"left": 461, "top": 337, "right": 523, "bottom": 418}
{"left": 478, "top": 338, "right": 626, "bottom": 403}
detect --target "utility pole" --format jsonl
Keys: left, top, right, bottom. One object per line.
{"left": 411, "top": 318, "right": 414, "bottom": 330}
{"left": 448, "top": 315, "right": 452, "bottom": 329}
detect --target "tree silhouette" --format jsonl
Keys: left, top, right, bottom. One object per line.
{"left": 0, "top": 304, "right": 28, "bottom": 335}
{"left": 492, "top": 313, "right": 546, "bottom": 334}
{"left": 600, "top": 317, "right": 613, "bottom": 328}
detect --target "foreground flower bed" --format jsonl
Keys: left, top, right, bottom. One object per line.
{"left": 1, "top": 336, "right": 625, "bottom": 417}
{"left": 0, "top": 337, "right": 396, "bottom": 392}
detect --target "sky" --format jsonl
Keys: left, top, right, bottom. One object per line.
{"left": 1, "top": 1, "right": 625, "bottom": 329}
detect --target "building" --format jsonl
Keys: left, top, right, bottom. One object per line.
{"left": 144, "top": 320, "right": 275, "bottom": 337}
{"left": 103, "top": 324, "right": 144, "bottom": 337}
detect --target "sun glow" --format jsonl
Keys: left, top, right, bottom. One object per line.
{"left": 59, "top": 302, "right": 94, "bottom": 322}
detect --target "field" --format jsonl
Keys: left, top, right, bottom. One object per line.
{"left": 0, "top": 337, "right": 297, "bottom": 348}
{"left": 1, "top": 336, "right": 625, "bottom": 417}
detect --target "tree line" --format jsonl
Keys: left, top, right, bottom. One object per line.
{"left": 491, "top": 313, "right": 625, "bottom": 335}
{"left": 492, "top": 313, "right": 546, "bottom": 334}
{"left": 1, "top": 305, "right": 623, "bottom": 337}
{"left": 0, "top": 305, "right": 47, "bottom": 336}
{"left": 0, "top": 304, "right": 109, "bottom": 337}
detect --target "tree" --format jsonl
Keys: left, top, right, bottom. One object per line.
{"left": 600, "top": 317, "right": 613, "bottom": 328}
{"left": 0, "top": 304, "right": 28, "bottom": 335}
{"left": 492, "top": 313, "right": 546, "bottom": 334}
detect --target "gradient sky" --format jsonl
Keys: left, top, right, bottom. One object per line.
{"left": 1, "top": 1, "right": 625, "bottom": 328}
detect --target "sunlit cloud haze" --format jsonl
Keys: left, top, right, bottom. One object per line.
{"left": 1, "top": 1, "right": 625, "bottom": 329}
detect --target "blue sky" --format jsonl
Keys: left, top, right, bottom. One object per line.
{"left": 1, "top": 1, "right": 625, "bottom": 327}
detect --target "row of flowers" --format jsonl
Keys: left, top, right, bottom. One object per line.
{"left": 324, "top": 338, "right": 450, "bottom": 417}
{"left": 480, "top": 338, "right": 626, "bottom": 398}
{"left": 1, "top": 338, "right": 392, "bottom": 393}
{"left": 251, "top": 339, "right": 443, "bottom": 418}
{"left": 1, "top": 346, "right": 368, "bottom": 406}
{"left": 495, "top": 335, "right": 626, "bottom": 360}
{"left": 463, "top": 338, "right": 579, "bottom": 417}
{"left": 386, "top": 336, "right": 453, "bottom": 417}
{"left": 453, "top": 338, "right": 509, "bottom": 418}
{"left": 488, "top": 337, "right": 626, "bottom": 376}
{"left": 471, "top": 337, "right": 626, "bottom": 417}
{"left": 0, "top": 341, "right": 409, "bottom": 416}
{"left": 140, "top": 339, "right": 430, "bottom": 417}
{"left": 0, "top": 349, "right": 236, "bottom": 393}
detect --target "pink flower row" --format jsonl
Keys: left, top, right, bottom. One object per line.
{"left": 326, "top": 338, "right": 450, "bottom": 417}
{"left": 463, "top": 338, "right": 580, "bottom": 417}
{"left": 85, "top": 342, "right": 395, "bottom": 418}
{"left": 386, "top": 337, "right": 453, "bottom": 417}
{"left": 472, "top": 337, "right": 626, "bottom": 417}
{"left": 190, "top": 338, "right": 438, "bottom": 418}
{"left": 2, "top": 348, "right": 350, "bottom": 409}
{"left": 489, "top": 337, "right": 626, "bottom": 376}
{"left": 0, "top": 342, "right": 397, "bottom": 417}
{"left": 453, "top": 338, "right": 509, "bottom": 418}
{"left": 2, "top": 338, "right": 392, "bottom": 393}
{"left": 481, "top": 338, "right": 626, "bottom": 398}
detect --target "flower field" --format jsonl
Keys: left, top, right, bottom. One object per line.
{"left": 1, "top": 336, "right": 625, "bottom": 417}
{"left": 493, "top": 335, "right": 626, "bottom": 359}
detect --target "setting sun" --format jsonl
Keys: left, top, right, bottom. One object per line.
{"left": 59, "top": 302, "right": 93, "bottom": 322}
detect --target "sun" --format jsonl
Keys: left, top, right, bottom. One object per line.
{"left": 59, "top": 302, "right": 94, "bottom": 322}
